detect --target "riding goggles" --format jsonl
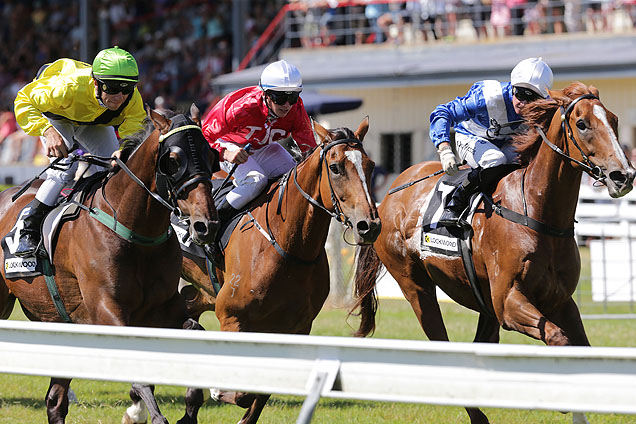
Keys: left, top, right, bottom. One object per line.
{"left": 267, "top": 90, "right": 300, "bottom": 105}
{"left": 97, "top": 79, "right": 137, "bottom": 95}
{"left": 513, "top": 86, "right": 543, "bottom": 103}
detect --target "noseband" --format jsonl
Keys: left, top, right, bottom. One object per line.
{"left": 536, "top": 94, "right": 604, "bottom": 182}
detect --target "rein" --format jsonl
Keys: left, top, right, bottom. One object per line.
{"left": 65, "top": 122, "right": 212, "bottom": 245}
{"left": 245, "top": 138, "right": 363, "bottom": 264}
{"left": 487, "top": 94, "right": 603, "bottom": 238}
{"left": 291, "top": 138, "right": 363, "bottom": 228}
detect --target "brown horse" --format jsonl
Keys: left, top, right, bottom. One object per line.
{"left": 351, "top": 83, "right": 635, "bottom": 424}
{"left": 179, "top": 118, "right": 381, "bottom": 423}
{"left": 0, "top": 106, "right": 219, "bottom": 424}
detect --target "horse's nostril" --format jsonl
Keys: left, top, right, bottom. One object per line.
{"left": 609, "top": 171, "right": 628, "bottom": 186}
{"left": 193, "top": 221, "right": 207, "bottom": 234}
{"left": 357, "top": 221, "right": 370, "bottom": 233}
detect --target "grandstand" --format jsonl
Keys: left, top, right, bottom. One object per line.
{"left": 1, "top": 0, "right": 635, "bottom": 196}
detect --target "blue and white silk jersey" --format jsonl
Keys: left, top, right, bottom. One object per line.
{"left": 429, "top": 80, "right": 522, "bottom": 149}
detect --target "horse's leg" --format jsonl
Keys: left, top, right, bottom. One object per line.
{"left": 390, "top": 260, "right": 451, "bottom": 342}
{"left": 128, "top": 384, "right": 167, "bottom": 424}
{"left": 0, "top": 293, "right": 16, "bottom": 319}
{"left": 473, "top": 313, "right": 500, "bottom": 343}
{"left": 500, "top": 287, "right": 570, "bottom": 345}
{"left": 548, "top": 298, "right": 591, "bottom": 424}
{"left": 210, "top": 390, "right": 270, "bottom": 424}
{"left": 124, "top": 385, "right": 149, "bottom": 424}
{"left": 392, "top": 263, "right": 491, "bottom": 424}
{"left": 177, "top": 318, "right": 206, "bottom": 424}
{"left": 547, "top": 297, "right": 590, "bottom": 346}
{"left": 45, "top": 377, "right": 71, "bottom": 424}
{"left": 460, "top": 313, "right": 501, "bottom": 424}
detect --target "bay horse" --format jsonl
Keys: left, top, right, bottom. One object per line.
{"left": 179, "top": 118, "right": 381, "bottom": 423}
{"left": 351, "top": 83, "right": 635, "bottom": 424}
{"left": 0, "top": 105, "right": 219, "bottom": 424}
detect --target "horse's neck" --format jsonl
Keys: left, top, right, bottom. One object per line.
{"left": 271, "top": 154, "right": 332, "bottom": 259}
{"left": 524, "top": 124, "right": 583, "bottom": 227}
{"left": 99, "top": 142, "right": 171, "bottom": 236}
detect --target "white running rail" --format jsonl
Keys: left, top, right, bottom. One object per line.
{"left": 0, "top": 320, "right": 635, "bottom": 422}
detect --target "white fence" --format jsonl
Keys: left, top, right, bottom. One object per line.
{"left": 1, "top": 320, "right": 636, "bottom": 423}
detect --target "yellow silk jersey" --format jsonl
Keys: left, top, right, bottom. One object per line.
{"left": 14, "top": 58, "right": 145, "bottom": 138}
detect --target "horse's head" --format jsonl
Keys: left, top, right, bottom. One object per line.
{"left": 553, "top": 83, "right": 635, "bottom": 198}
{"left": 148, "top": 104, "right": 220, "bottom": 244}
{"left": 313, "top": 117, "right": 381, "bottom": 244}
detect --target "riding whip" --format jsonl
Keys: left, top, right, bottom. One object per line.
{"left": 387, "top": 161, "right": 467, "bottom": 195}
{"left": 12, "top": 144, "right": 78, "bottom": 202}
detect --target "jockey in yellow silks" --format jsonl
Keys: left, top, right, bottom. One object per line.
{"left": 13, "top": 46, "right": 145, "bottom": 257}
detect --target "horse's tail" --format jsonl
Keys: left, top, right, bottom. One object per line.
{"left": 349, "top": 244, "right": 383, "bottom": 337}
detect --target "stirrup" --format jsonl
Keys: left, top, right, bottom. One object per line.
{"left": 438, "top": 210, "right": 469, "bottom": 228}
{"left": 14, "top": 242, "right": 39, "bottom": 258}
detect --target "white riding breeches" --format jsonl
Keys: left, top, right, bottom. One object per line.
{"left": 454, "top": 132, "right": 518, "bottom": 169}
{"left": 218, "top": 141, "right": 297, "bottom": 209}
{"left": 35, "top": 119, "right": 119, "bottom": 206}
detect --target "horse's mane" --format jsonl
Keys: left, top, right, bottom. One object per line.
{"left": 118, "top": 109, "right": 182, "bottom": 162}
{"left": 119, "top": 117, "right": 156, "bottom": 162}
{"left": 298, "top": 126, "right": 357, "bottom": 163}
{"left": 512, "top": 81, "right": 599, "bottom": 165}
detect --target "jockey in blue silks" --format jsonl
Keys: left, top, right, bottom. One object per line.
{"left": 429, "top": 57, "right": 554, "bottom": 227}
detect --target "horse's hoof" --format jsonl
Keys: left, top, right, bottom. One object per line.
{"left": 210, "top": 388, "right": 221, "bottom": 402}
{"left": 122, "top": 413, "right": 146, "bottom": 424}
{"left": 122, "top": 407, "right": 148, "bottom": 424}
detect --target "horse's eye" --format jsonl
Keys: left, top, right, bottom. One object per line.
{"left": 165, "top": 156, "right": 181, "bottom": 175}
{"left": 329, "top": 164, "right": 340, "bottom": 174}
{"left": 576, "top": 120, "right": 587, "bottom": 131}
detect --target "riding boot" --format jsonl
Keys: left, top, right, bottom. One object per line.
{"left": 438, "top": 168, "right": 481, "bottom": 228}
{"left": 205, "top": 199, "right": 237, "bottom": 264}
{"left": 14, "top": 199, "right": 53, "bottom": 257}
{"left": 216, "top": 198, "right": 238, "bottom": 223}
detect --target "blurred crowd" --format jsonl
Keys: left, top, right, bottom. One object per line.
{"left": 0, "top": 0, "right": 283, "bottom": 166}
{"left": 1, "top": 0, "right": 635, "bottom": 167}
{"left": 287, "top": 0, "right": 636, "bottom": 46}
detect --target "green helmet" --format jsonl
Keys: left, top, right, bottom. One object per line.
{"left": 92, "top": 46, "right": 139, "bottom": 83}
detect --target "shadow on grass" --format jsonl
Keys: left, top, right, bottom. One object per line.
{"left": 0, "top": 397, "right": 46, "bottom": 410}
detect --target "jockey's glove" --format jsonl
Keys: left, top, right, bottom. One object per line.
{"left": 437, "top": 144, "right": 459, "bottom": 176}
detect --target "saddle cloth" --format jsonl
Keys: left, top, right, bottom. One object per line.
{"left": 2, "top": 173, "right": 103, "bottom": 279}
{"left": 419, "top": 169, "right": 482, "bottom": 257}
{"left": 2, "top": 198, "right": 82, "bottom": 278}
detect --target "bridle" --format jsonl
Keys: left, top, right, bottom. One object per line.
{"left": 536, "top": 94, "right": 604, "bottom": 182}
{"left": 289, "top": 138, "right": 364, "bottom": 229}
{"left": 244, "top": 137, "right": 365, "bottom": 265}
{"left": 154, "top": 115, "right": 217, "bottom": 217}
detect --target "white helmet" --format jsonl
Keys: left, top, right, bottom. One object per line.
{"left": 259, "top": 60, "right": 302, "bottom": 92}
{"left": 510, "top": 57, "right": 553, "bottom": 98}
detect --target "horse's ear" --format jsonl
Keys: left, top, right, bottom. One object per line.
{"left": 313, "top": 120, "right": 331, "bottom": 145}
{"left": 354, "top": 116, "right": 369, "bottom": 142}
{"left": 190, "top": 103, "right": 201, "bottom": 127}
{"left": 146, "top": 104, "right": 170, "bottom": 133}
{"left": 589, "top": 85, "right": 600, "bottom": 99}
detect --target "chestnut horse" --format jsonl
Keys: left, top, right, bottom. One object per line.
{"left": 0, "top": 106, "right": 219, "bottom": 424}
{"left": 351, "top": 83, "right": 635, "bottom": 423}
{"left": 180, "top": 118, "right": 381, "bottom": 423}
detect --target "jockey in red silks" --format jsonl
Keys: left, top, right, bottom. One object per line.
{"left": 202, "top": 59, "right": 316, "bottom": 220}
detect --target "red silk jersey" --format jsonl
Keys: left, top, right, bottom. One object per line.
{"left": 202, "top": 86, "right": 316, "bottom": 157}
